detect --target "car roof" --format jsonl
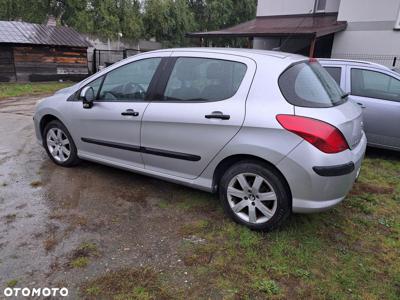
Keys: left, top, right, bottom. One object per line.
{"left": 318, "top": 58, "right": 392, "bottom": 71}
{"left": 148, "top": 47, "right": 306, "bottom": 62}
{"left": 80, "top": 48, "right": 308, "bottom": 88}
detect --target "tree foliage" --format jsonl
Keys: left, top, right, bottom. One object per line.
{"left": 143, "top": 0, "right": 195, "bottom": 46}
{"left": 0, "top": 0, "right": 256, "bottom": 46}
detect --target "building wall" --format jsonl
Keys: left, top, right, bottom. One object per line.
{"left": 256, "top": 0, "right": 340, "bottom": 16}
{"left": 332, "top": 0, "right": 400, "bottom": 67}
{"left": 254, "top": 0, "right": 341, "bottom": 53}
{"left": 12, "top": 45, "right": 88, "bottom": 82}
{"left": 0, "top": 46, "right": 16, "bottom": 82}
{"left": 325, "top": 0, "right": 341, "bottom": 13}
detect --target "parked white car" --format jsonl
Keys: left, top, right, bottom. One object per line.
{"left": 319, "top": 59, "right": 400, "bottom": 151}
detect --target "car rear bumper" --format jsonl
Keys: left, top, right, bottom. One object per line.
{"left": 277, "top": 132, "right": 367, "bottom": 213}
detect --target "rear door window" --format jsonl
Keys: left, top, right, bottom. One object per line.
{"left": 279, "top": 61, "right": 347, "bottom": 108}
{"left": 163, "top": 57, "right": 247, "bottom": 101}
{"left": 323, "top": 66, "right": 342, "bottom": 85}
{"left": 351, "top": 68, "right": 400, "bottom": 102}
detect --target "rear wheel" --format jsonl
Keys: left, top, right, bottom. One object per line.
{"left": 43, "top": 120, "right": 80, "bottom": 167}
{"left": 219, "top": 161, "right": 291, "bottom": 231}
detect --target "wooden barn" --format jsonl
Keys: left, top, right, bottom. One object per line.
{"left": 0, "top": 21, "right": 91, "bottom": 82}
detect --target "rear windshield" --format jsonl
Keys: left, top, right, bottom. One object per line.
{"left": 279, "top": 61, "right": 347, "bottom": 108}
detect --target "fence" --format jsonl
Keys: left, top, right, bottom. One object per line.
{"left": 332, "top": 53, "right": 399, "bottom": 68}
{"left": 90, "top": 49, "right": 144, "bottom": 73}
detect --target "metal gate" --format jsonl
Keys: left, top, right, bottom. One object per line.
{"left": 91, "top": 49, "right": 144, "bottom": 73}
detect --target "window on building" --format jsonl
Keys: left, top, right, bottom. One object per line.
{"left": 351, "top": 69, "right": 400, "bottom": 102}
{"left": 316, "top": 0, "right": 327, "bottom": 12}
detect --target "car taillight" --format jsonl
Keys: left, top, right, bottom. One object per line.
{"left": 276, "top": 114, "right": 349, "bottom": 154}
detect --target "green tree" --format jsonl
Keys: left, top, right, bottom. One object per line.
{"left": 60, "top": 0, "right": 95, "bottom": 34}
{"left": 189, "top": 0, "right": 256, "bottom": 31}
{"left": 0, "top": 0, "right": 49, "bottom": 23}
{"left": 60, "top": 0, "right": 143, "bottom": 40}
{"left": 188, "top": 0, "right": 257, "bottom": 47}
{"left": 143, "top": 0, "right": 195, "bottom": 46}
{"left": 0, "top": 0, "right": 256, "bottom": 47}
{"left": 118, "top": 0, "right": 143, "bottom": 40}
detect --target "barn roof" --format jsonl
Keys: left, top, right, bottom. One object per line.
{"left": 0, "top": 21, "right": 91, "bottom": 48}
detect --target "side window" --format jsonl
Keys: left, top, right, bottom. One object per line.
{"left": 78, "top": 76, "right": 103, "bottom": 100}
{"left": 351, "top": 69, "right": 400, "bottom": 102}
{"left": 163, "top": 57, "right": 247, "bottom": 101}
{"left": 98, "top": 58, "right": 161, "bottom": 101}
{"left": 324, "top": 67, "right": 341, "bottom": 85}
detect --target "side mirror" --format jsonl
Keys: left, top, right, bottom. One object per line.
{"left": 81, "top": 86, "right": 95, "bottom": 109}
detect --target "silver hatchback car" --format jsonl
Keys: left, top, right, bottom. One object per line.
{"left": 34, "top": 48, "right": 366, "bottom": 230}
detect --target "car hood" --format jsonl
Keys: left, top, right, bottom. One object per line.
{"left": 54, "top": 83, "right": 79, "bottom": 96}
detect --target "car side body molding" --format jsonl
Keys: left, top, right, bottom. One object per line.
{"left": 81, "top": 137, "right": 201, "bottom": 162}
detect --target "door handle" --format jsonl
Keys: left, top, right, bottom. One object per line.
{"left": 357, "top": 103, "right": 366, "bottom": 109}
{"left": 205, "top": 111, "right": 230, "bottom": 120}
{"left": 121, "top": 109, "right": 139, "bottom": 116}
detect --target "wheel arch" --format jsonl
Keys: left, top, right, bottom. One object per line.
{"left": 39, "top": 114, "right": 63, "bottom": 140}
{"left": 212, "top": 154, "right": 292, "bottom": 206}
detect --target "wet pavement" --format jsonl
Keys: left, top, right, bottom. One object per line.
{"left": 0, "top": 95, "right": 214, "bottom": 298}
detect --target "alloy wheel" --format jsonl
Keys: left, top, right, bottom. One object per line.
{"left": 46, "top": 128, "right": 71, "bottom": 162}
{"left": 227, "top": 173, "right": 277, "bottom": 224}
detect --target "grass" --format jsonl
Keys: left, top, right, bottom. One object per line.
{"left": 81, "top": 148, "right": 400, "bottom": 299}
{"left": 68, "top": 242, "right": 99, "bottom": 269}
{"left": 253, "top": 279, "right": 281, "bottom": 296}
{"left": 0, "top": 82, "right": 73, "bottom": 99}
{"left": 81, "top": 268, "right": 173, "bottom": 299}
{"left": 70, "top": 257, "right": 90, "bottom": 269}
{"left": 6, "top": 279, "right": 18, "bottom": 288}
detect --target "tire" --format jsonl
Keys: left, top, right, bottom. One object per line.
{"left": 219, "top": 160, "right": 291, "bottom": 231}
{"left": 43, "top": 120, "right": 80, "bottom": 167}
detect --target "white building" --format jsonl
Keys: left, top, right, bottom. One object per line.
{"left": 331, "top": 0, "right": 400, "bottom": 66}
{"left": 188, "top": 0, "right": 400, "bottom": 67}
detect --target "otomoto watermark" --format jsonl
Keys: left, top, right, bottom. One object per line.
{"left": 3, "top": 287, "right": 68, "bottom": 297}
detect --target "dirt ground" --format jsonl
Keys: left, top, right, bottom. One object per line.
{"left": 0, "top": 95, "right": 215, "bottom": 298}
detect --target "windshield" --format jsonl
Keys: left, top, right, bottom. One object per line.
{"left": 279, "top": 61, "right": 347, "bottom": 108}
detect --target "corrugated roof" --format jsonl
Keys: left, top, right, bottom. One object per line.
{"left": 0, "top": 21, "right": 91, "bottom": 48}
{"left": 187, "top": 13, "right": 347, "bottom": 38}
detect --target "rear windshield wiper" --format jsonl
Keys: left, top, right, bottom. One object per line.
{"left": 341, "top": 93, "right": 349, "bottom": 99}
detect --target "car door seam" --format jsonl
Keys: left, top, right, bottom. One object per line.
{"left": 195, "top": 59, "right": 258, "bottom": 180}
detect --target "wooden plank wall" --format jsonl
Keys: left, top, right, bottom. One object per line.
{"left": 0, "top": 46, "right": 16, "bottom": 82}
{"left": 13, "top": 45, "right": 89, "bottom": 82}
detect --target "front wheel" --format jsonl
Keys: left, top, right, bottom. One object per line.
{"left": 219, "top": 161, "right": 291, "bottom": 231}
{"left": 43, "top": 120, "right": 80, "bottom": 167}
